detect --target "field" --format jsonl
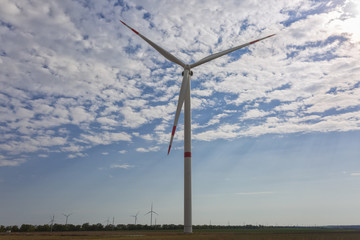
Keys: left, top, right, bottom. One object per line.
{"left": 2, "top": 229, "right": 360, "bottom": 240}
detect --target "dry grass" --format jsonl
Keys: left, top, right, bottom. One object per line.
{"left": 1, "top": 230, "right": 360, "bottom": 240}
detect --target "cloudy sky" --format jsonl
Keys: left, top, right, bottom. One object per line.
{"left": 1, "top": 0, "right": 360, "bottom": 226}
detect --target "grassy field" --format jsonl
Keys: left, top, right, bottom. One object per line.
{"left": 1, "top": 229, "right": 360, "bottom": 240}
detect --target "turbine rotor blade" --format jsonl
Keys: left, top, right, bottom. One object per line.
{"left": 167, "top": 70, "right": 190, "bottom": 155}
{"left": 190, "top": 34, "right": 275, "bottom": 69}
{"left": 120, "top": 20, "right": 186, "bottom": 68}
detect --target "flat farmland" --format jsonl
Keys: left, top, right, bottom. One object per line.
{"left": 2, "top": 229, "right": 360, "bottom": 240}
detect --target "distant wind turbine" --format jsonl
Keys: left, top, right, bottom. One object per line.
{"left": 63, "top": 213, "right": 72, "bottom": 225}
{"left": 49, "top": 215, "right": 55, "bottom": 232}
{"left": 120, "top": 20, "right": 275, "bottom": 233}
{"left": 145, "top": 203, "right": 158, "bottom": 226}
{"left": 131, "top": 211, "right": 140, "bottom": 225}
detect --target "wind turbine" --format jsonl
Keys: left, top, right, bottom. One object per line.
{"left": 49, "top": 215, "right": 55, "bottom": 232}
{"left": 145, "top": 203, "right": 158, "bottom": 226}
{"left": 131, "top": 211, "right": 140, "bottom": 225}
{"left": 120, "top": 20, "right": 275, "bottom": 233}
{"left": 63, "top": 213, "right": 72, "bottom": 225}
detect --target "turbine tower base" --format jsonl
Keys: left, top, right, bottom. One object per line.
{"left": 184, "top": 225, "right": 192, "bottom": 233}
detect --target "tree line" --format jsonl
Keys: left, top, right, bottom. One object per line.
{"left": 0, "top": 223, "right": 266, "bottom": 232}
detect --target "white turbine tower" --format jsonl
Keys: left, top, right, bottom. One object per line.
{"left": 131, "top": 211, "right": 140, "bottom": 225}
{"left": 120, "top": 20, "right": 275, "bottom": 233}
{"left": 145, "top": 203, "right": 158, "bottom": 226}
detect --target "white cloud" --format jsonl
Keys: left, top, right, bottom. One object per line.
{"left": 241, "top": 109, "right": 272, "bottom": 120}
{"left": 97, "top": 116, "right": 118, "bottom": 126}
{"left": 110, "top": 164, "right": 134, "bottom": 169}
{"left": 0, "top": 157, "right": 26, "bottom": 167}
{"left": 70, "top": 106, "right": 95, "bottom": 125}
{"left": 61, "top": 144, "right": 85, "bottom": 153}
{"left": 194, "top": 124, "right": 241, "bottom": 141}
{"left": 1, "top": 0, "right": 360, "bottom": 167}
{"left": 140, "top": 134, "right": 155, "bottom": 141}
{"left": 350, "top": 172, "right": 360, "bottom": 176}
{"left": 192, "top": 88, "right": 213, "bottom": 97}
{"left": 80, "top": 132, "right": 132, "bottom": 145}
{"left": 206, "top": 113, "right": 228, "bottom": 126}
{"left": 136, "top": 146, "right": 160, "bottom": 152}
{"left": 67, "top": 152, "right": 86, "bottom": 159}
{"left": 120, "top": 106, "right": 149, "bottom": 128}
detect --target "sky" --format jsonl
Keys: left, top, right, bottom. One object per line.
{"left": 1, "top": 0, "right": 360, "bottom": 227}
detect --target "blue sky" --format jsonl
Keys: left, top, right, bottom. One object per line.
{"left": 1, "top": 0, "right": 360, "bottom": 226}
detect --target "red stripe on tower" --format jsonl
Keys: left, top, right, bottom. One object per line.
{"left": 172, "top": 126, "right": 176, "bottom": 136}
{"left": 184, "top": 152, "right": 191, "bottom": 158}
{"left": 250, "top": 39, "right": 259, "bottom": 44}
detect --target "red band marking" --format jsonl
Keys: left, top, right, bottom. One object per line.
{"left": 120, "top": 21, "right": 139, "bottom": 35}
{"left": 171, "top": 126, "right": 176, "bottom": 136}
{"left": 184, "top": 152, "right": 191, "bottom": 158}
{"left": 168, "top": 145, "right": 172, "bottom": 155}
{"left": 250, "top": 40, "right": 259, "bottom": 44}
{"left": 131, "top": 28, "right": 139, "bottom": 35}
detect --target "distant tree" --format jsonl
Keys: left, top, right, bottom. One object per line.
{"left": 20, "top": 224, "right": 35, "bottom": 232}
{"left": 81, "top": 222, "right": 90, "bottom": 231}
{"left": 93, "top": 223, "right": 104, "bottom": 231}
{"left": 115, "top": 224, "right": 126, "bottom": 230}
{"left": 10, "top": 225, "right": 19, "bottom": 232}
{"left": 162, "top": 224, "right": 180, "bottom": 230}
{"left": 35, "top": 224, "right": 51, "bottom": 232}
{"left": 104, "top": 224, "right": 115, "bottom": 231}
{"left": 52, "top": 224, "right": 66, "bottom": 231}
{"left": 65, "top": 224, "right": 81, "bottom": 231}
{"left": 83, "top": 223, "right": 104, "bottom": 231}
